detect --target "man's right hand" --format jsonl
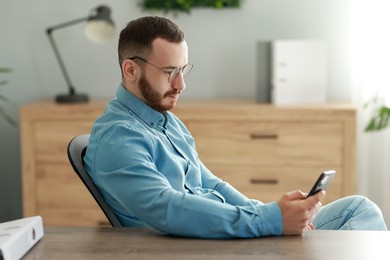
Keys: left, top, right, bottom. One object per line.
{"left": 277, "top": 190, "right": 325, "bottom": 235}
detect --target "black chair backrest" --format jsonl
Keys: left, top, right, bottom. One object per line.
{"left": 67, "top": 134, "right": 122, "bottom": 227}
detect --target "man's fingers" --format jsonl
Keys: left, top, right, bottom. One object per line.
{"left": 306, "top": 190, "right": 326, "bottom": 204}
{"left": 306, "top": 223, "right": 316, "bottom": 230}
{"left": 284, "top": 190, "right": 308, "bottom": 201}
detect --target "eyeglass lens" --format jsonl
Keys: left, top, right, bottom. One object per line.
{"left": 169, "top": 64, "right": 193, "bottom": 82}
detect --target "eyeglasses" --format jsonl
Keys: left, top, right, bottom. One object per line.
{"left": 129, "top": 56, "right": 193, "bottom": 83}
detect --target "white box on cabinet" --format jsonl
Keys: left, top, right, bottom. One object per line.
{"left": 271, "top": 39, "right": 327, "bottom": 105}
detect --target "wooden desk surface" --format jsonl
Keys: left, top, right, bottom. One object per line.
{"left": 24, "top": 227, "right": 389, "bottom": 260}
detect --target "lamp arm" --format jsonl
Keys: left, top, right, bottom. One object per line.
{"left": 46, "top": 17, "right": 88, "bottom": 95}
{"left": 47, "top": 16, "right": 88, "bottom": 32}
{"left": 46, "top": 30, "right": 74, "bottom": 94}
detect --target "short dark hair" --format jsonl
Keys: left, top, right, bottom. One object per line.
{"left": 118, "top": 16, "right": 184, "bottom": 71}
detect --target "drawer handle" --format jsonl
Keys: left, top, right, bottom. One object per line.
{"left": 250, "top": 178, "right": 279, "bottom": 185}
{"left": 250, "top": 134, "right": 278, "bottom": 140}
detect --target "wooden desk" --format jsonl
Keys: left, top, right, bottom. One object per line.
{"left": 24, "top": 227, "right": 389, "bottom": 260}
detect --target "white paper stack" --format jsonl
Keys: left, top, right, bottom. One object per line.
{"left": 0, "top": 216, "right": 44, "bottom": 260}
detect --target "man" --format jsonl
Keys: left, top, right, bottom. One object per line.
{"left": 84, "top": 16, "right": 387, "bottom": 238}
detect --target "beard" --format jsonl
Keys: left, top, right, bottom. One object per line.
{"left": 138, "top": 73, "right": 179, "bottom": 112}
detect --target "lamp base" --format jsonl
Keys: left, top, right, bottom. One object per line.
{"left": 55, "top": 93, "right": 89, "bottom": 103}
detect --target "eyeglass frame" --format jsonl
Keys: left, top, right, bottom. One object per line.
{"left": 128, "top": 56, "right": 193, "bottom": 83}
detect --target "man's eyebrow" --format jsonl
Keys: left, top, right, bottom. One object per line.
{"left": 163, "top": 64, "right": 189, "bottom": 70}
{"left": 160, "top": 65, "right": 179, "bottom": 71}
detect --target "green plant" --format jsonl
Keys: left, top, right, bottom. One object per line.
{"left": 140, "top": 0, "right": 241, "bottom": 14}
{"left": 0, "top": 67, "right": 16, "bottom": 126}
{"left": 364, "top": 94, "right": 390, "bottom": 131}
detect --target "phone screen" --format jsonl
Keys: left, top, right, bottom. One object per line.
{"left": 307, "top": 170, "right": 336, "bottom": 197}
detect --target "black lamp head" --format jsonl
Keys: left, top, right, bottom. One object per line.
{"left": 85, "top": 5, "right": 115, "bottom": 44}
{"left": 89, "top": 5, "right": 114, "bottom": 25}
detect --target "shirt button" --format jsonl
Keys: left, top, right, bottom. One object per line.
{"left": 150, "top": 122, "right": 154, "bottom": 126}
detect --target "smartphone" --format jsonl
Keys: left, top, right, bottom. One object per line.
{"left": 307, "top": 170, "right": 336, "bottom": 198}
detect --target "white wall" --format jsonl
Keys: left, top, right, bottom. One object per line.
{"left": 350, "top": 0, "right": 390, "bottom": 226}
{"left": 0, "top": 0, "right": 354, "bottom": 222}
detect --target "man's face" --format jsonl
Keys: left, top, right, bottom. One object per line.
{"left": 137, "top": 38, "right": 189, "bottom": 112}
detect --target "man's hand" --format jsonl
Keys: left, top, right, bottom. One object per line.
{"left": 277, "top": 190, "right": 325, "bottom": 235}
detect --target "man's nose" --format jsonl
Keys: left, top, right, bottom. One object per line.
{"left": 171, "top": 72, "right": 186, "bottom": 91}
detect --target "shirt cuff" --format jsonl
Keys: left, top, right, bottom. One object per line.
{"left": 257, "top": 201, "right": 284, "bottom": 236}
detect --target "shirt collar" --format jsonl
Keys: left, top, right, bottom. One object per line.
{"left": 116, "top": 84, "right": 166, "bottom": 129}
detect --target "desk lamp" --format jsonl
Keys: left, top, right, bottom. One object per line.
{"left": 46, "top": 5, "right": 115, "bottom": 103}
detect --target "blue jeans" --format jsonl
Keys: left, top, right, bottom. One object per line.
{"left": 313, "top": 195, "right": 388, "bottom": 230}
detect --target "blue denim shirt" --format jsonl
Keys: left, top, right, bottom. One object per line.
{"left": 84, "top": 85, "right": 283, "bottom": 238}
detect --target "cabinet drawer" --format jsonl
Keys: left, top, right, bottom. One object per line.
{"left": 187, "top": 121, "right": 343, "bottom": 167}
{"left": 208, "top": 165, "right": 343, "bottom": 204}
{"left": 36, "top": 163, "right": 108, "bottom": 226}
{"left": 34, "top": 121, "right": 93, "bottom": 162}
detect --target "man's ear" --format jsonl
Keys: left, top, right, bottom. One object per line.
{"left": 122, "top": 59, "right": 138, "bottom": 81}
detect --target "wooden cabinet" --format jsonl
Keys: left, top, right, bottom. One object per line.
{"left": 21, "top": 99, "right": 356, "bottom": 226}
{"left": 173, "top": 100, "right": 356, "bottom": 204}
{"left": 21, "top": 100, "right": 109, "bottom": 226}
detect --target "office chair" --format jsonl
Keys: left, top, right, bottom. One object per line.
{"left": 67, "top": 134, "right": 122, "bottom": 227}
